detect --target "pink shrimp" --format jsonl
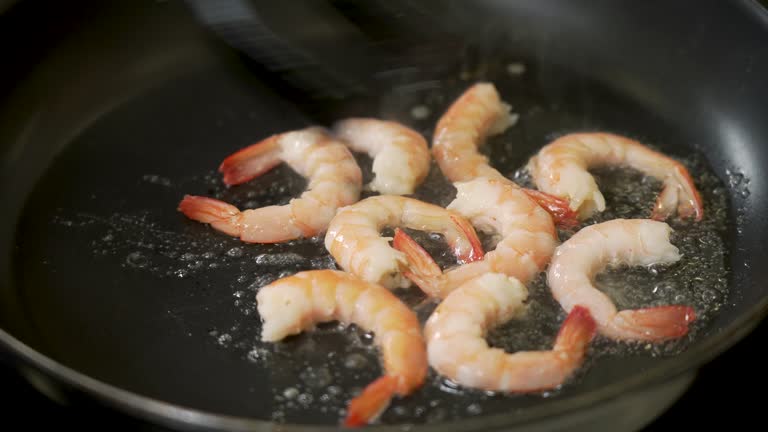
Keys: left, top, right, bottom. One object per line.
{"left": 333, "top": 118, "right": 431, "bottom": 195}
{"left": 547, "top": 219, "right": 696, "bottom": 341}
{"left": 527, "top": 132, "right": 703, "bottom": 221}
{"left": 425, "top": 273, "right": 596, "bottom": 392}
{"left": 179, "top": 127, "right": 362, "bottom": 243}
{"left": 324, "top": 195, "right": 484, "bottom": 290}
{"left": 256, "top": 270, "right": 426, "bottom": 427}
{"left": 432, "top": 82, "right": 578, "bottom": 229}
{"left": 393, "top": 178, "right": 557, "bottom": 299}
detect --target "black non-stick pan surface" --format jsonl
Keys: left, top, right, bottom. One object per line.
{"left": 1, "top": 0, "right": 768, "bottom": 431}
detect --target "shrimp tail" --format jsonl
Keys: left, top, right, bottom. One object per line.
{"left": 521, "top": 188, "right": 580, "bottom": 229}
{"left": 178, "top": 195, "right": 243, "bottom": 237}
{"left": 554, "top": 306, "right": 597, "bottom": 352}
{"left": 343, "top": 375, "right": 398, "bottom": 428}
{"left": 614, "top": 305, "right": 696, "bottom": 341}
{"left": 652, "top": 166, "right": 704, "bottom": 221}
{"left": 449, "top": 214, "right": 485, "bottom": 263}
{"left": 392, "top": 228, "right": 443, "bottom": 297}
{"left": 178, "top": 195, "right": 239, "bottom": 223}
{"left": 218, "top": 135, "right": 282, "bottom": 186}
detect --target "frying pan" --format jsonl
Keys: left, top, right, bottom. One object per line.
{"left": 1, "top": 0, "right": 767, "bottom": 430}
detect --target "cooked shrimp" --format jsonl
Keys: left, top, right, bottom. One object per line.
{"left": 548, "top": 219, "right": 696, "bottom": 341}
{"left": 324, "top": 196, "right": 484, "bottom": 290}
{"left": 432, "top": 82, "right": 578, "bottom": 228}
{"left": 178, "top": 128, "right": 362, "bottom": 243}
{"left": 425, "top": 273, "right": 596, "bottom": 392}
{"left": 334, "top": 118, "right": 430, "bottom": 195}
{"left": 394, "top": 178, "right": 558, "bottom": 299}
{"left": 257, "top": 270, "right": 427, "bottom": 427}
{"left": 527, "top": 132, "right": 704, "bottom": 221}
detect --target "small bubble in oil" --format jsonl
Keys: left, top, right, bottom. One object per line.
{"left": 247, "top": 348, "right": 269, "bottom": 362}
{"left": 439, "top": 378, "right": 464, "bottom": 395}
{"left": 344, "top": 353, "right": 369, "bottom": 369}
{"left": 506, "top": 62, "right": 526, "bottom": 75}
{"left": 466, "top": 404, "right": 482, "bottom": 415}
{"left": 282, "top": 387, "right": 299, "bottom": 399}
{"left": 359, "top": 332, "right": 375, "bottom": 345}
{"left": 300, "top": 367, "right": 333, "bottom": 388}
{"left": 226, "top": 247, "right": 244, "bottom": 258}
{"left": 297, "top": 393, "right": 314, "bottom": 406}
{"left": 125, "top": 252, "right": 148, "bottom": 268}
{"left": 217, "top": 333, "right": 232, "bottom": 345}
{"left": 180, "top": 252, "right": 196, "bottom": 261}
{"left": 410, "top": 105, "right": 431, "bottom": 120}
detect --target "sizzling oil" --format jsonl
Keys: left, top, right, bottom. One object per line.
{"left": 45, "top": 66, "right": 736, "bottom": 425}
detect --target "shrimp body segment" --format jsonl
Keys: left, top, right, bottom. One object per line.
{"left": 432, "top": 82, "right": 578, "bottom": 228}
{"left": 425, "top": 273, "right": 596, "bottom": 392}
{"left": 256, "top": 270, "right": 427, "bottom": 427}
{"left": 395, "top": 178, "right": 558, "bottom": 299}
{"left": 334, "top": 118, "right": 431, "bottom": 195}
{"left": 432, "top": 82, "right": 515, "bottom": 183}
{"left": 325, "top": 196, "right": 484, "bottom": 290}
{"left": 548, "top": 219, "right": 696, "bottom": 341}
{"left": 179, "top": 128, "right": 362, "bottom": 243}
{"left": 527, "top": 132, "right": 703, "bottom": 221}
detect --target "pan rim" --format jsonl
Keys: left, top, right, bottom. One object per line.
{"left": 1, "top": 294, "right": 767, "bottom": 431}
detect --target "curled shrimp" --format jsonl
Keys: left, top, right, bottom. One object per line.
{"left": 178, "top": 128, "right": 362, "bottom": 243}
{"left": 548, "top": 219, "right": 696, "bottom": 341}
{"left": 527, "top": 132, "right": 704, "bottom": 221}
{"left": 334, "top": 118, "right": 431, "bottom": 195}
{"left": 425, "top": 273, "right": 596, "bottom": 392}
{"left": 394, "top": 178, "right": 558, "bottom": 299}
{"left": 324, "top": 195, "right": 484, "bottom": 290}
{"left": 257, "top": 270, "right": 426, "bottom": 427}
{"left": 432, "top": 82, "right": 578, "bottom": 228}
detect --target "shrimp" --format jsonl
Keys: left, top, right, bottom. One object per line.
{"left": 178, "top": 127, "right": 362, "bottom": 243}
{"left": 432, "top": 82, "right": 578, "bottom": 228}
{"left": 547, "top": 219, "right": 696, "bottom": 341}
{"left": 257, "top": 270, "right": 427, "bottom": 427}
{"left": 527, "top": 132, "right": 704, "bottom": 221}
{"left": 425, "top": 273, "right": 596, "bottom": 392}
{"left": 324, "top": 195, "right": 484, "bottom": 290}
{"left": 333, "top": 118, "right": 431, "bottom": 195}
{"left": 393, "top": 178, "right": 558, "bottom": 299}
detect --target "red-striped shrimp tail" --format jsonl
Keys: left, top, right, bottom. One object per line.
{"left": 521, "top": 188, "right": 580, "bottom": 229}
{"left": 178, "top": 195, "right": 242, "bottom": 237}
{"left": 614, "top": 305, "right": 696, "bottom": 341}
{"left": 218, "top": 135, "right": 282, "bottom": 186}
{"left": 392, "top": 229, "right": 442, "bottom": 297}
{"left": 554, "top": 306, "right": 597, "bottom": 353}
{"left": 343, "top": 375, "right": 399, "bottom": 428}
{"left": 652, "top": 164, "right": 704, "bottom": 222}
{"left": 449, "top": 214, "right": 485, "bottom": 263}
{"left": 178, "top": 195, "right": 239, "bottom": 223}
